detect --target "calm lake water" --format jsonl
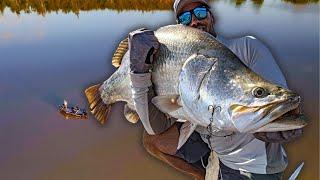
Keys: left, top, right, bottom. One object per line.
{"left": 0, "top": 0, "right": 319, "bottom": 179}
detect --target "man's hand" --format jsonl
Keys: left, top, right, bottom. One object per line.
{"left": 128, "top": 28, "right": 160, "bottom": 73}
{"left": 254, "top": 129, "right": 303, "bottom": 143}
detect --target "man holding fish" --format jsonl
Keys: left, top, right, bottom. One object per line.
{"left": 128, "top": 0, "right": 303, "bottom": 179}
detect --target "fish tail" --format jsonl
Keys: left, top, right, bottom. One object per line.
{"left": 85, "top": 84, "right": 111, "bottom": 125}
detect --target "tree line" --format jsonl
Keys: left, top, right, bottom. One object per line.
{"left": 1, "top": 0, "right": 318, "bottom": 15}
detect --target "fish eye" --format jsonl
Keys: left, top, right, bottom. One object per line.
{"left": 252, "top": 87, "right": 268, "bottom": 98}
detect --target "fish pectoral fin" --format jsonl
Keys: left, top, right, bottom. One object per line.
{"left": 151, "top": 95, "right": 182, "bottom": 113}
{"left": 112, "top": 38, "right": 128, "bottom": 68}
{"left": 177, "top": 121, "right": 197, "bottom": 150}
{"left": 85, "top": 84, "right": 111, "bottom": 125}
{"left": 124, "top": 104, "right": 140, "bottom": 123}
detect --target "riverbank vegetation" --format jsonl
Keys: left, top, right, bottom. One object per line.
{"left": 1, "top": 0, "right": 318, "bottom": 15}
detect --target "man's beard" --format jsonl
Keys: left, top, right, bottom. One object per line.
{"left": 197, "top": 24, "right": 217, "bottom": 37}
{"left": 195, "top": 25, "right": 207, "bottom": 32}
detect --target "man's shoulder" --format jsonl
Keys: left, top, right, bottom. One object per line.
{"left": 218, "top": 35, "right": 266, "bottom": 51}
{"left": 217, "top": 35, "right": 268, "bottom": 68}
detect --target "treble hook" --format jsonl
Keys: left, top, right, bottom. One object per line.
{"left": 208, "top": 105, "right": 215, "bottom": 116}
{"left": 207, "top": 105, "right": 221, "bottom": 116}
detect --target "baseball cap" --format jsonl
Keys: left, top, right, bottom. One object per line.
{"left": 173, "top": 0, "right": 210, "bottom": 17}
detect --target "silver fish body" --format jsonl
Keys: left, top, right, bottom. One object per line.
{"left": 86, "top": 24, "right": 307, "bottom": 133}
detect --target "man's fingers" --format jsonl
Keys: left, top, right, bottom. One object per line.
{"left": 283, "top": 129, "right": 303, "bottom": 139}
{"left": 129, "top": 28, "right": 154, "bottom": 39}
{"left": 254, "top": 128, "right": 303, "bottom": 143}
{"left": 137, "top": 27, "right": 148, "bottom": 31}
{"left": 281, "top": 130, "right": 293, "bottom": 140}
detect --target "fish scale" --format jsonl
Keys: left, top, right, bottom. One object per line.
{"left": 153, "top": 28, "right": 216, "bottom": 95}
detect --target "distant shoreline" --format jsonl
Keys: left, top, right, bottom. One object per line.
{"left": 1, "top": 0, "right": 318, "bottom": 15}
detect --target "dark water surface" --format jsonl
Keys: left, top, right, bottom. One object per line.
{"left": 0, "top": 0, "right": 319, "bottom": 179}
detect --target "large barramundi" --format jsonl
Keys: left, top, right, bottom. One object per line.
{"left": 85, "top": 24, "right": 306, "bottom": 136}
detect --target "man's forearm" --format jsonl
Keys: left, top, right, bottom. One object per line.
{"left": 130, "top": 72, "right": 175, "bottom": 135}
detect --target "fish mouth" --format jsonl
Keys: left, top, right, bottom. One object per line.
{"left": 254, "top": 95, "right": 307, "bottom": 132}
{"left": 254, "top": 111, "right": 307, "bottom": 132}
{"left": 230, "top": 95, "right": 307, "bottom": 133}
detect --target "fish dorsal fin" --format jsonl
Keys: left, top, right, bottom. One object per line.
{"left": 124, "top": 104, "right": 140, "bottom": 123}
{"left": 151, "top": 95, "right": 182, "bottom": 113}
{"left": 84, "top": 84, "right": 111, "bottom": 125}
{"left": 112, "top": 38, "right": 128, "bottom": 68}
{"left": 177, "top": 121, "right": 197, "bottom": 150}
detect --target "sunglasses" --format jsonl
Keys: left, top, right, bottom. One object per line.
{"left": 178, "top": 6, "right": 209, "bottom": 25}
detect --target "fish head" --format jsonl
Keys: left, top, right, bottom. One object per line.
{"left": 220, "top": 80, "right": 304, "bottom": 133}
{"left": 179, "top": 53, "right": 307, "bottom": 133}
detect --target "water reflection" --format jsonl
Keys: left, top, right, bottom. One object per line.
{"left": 0, "top": 0, "right": 318, "bottom": 15}
{"left": 251, "top": 0, "right": 264, "bottom": 8}
{"left": 232, "top": 0, "right": 247, "bottom": 7}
